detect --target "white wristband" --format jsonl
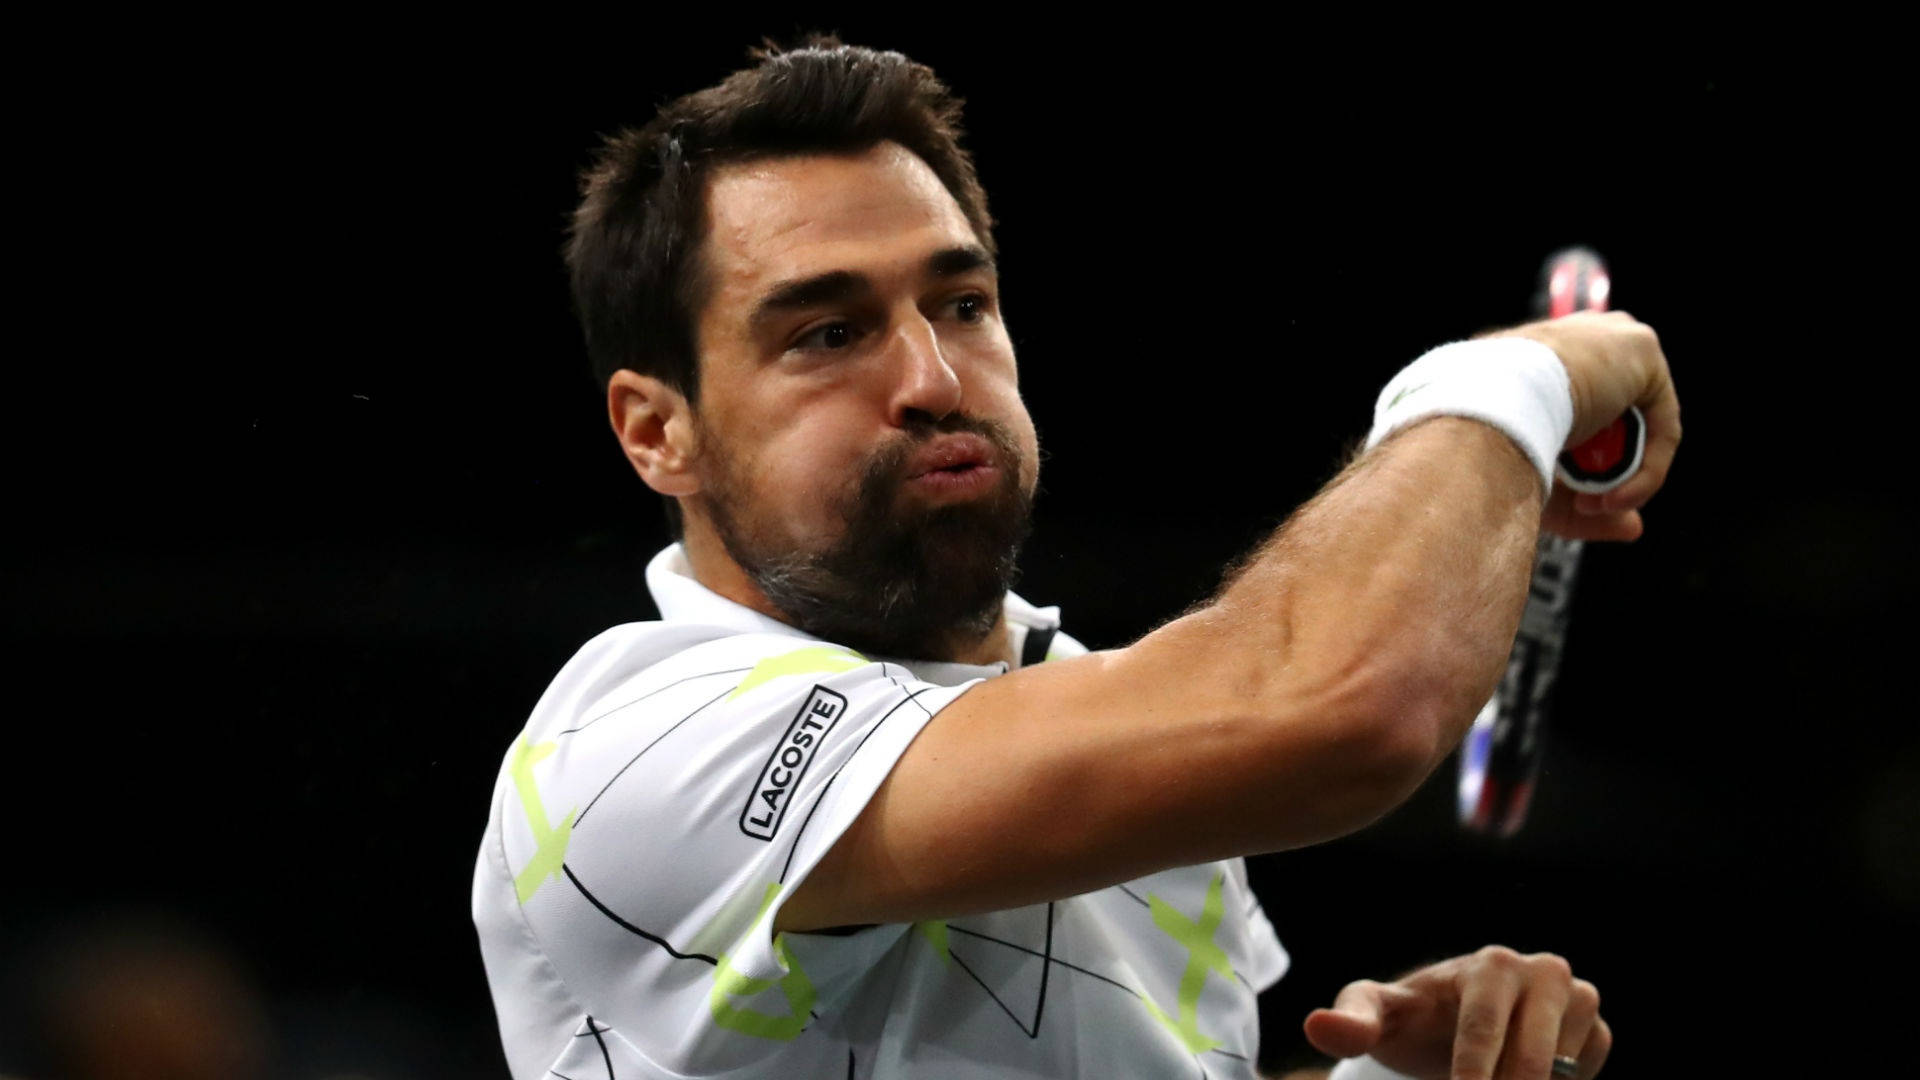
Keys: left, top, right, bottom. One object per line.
{"left": 1362, "top": 337, "right": 1574, "bottom": 495}
{"left": 1328, "top": 1055, "right": 1420, "bottom": 1080}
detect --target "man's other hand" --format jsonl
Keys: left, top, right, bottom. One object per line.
{"left": 1303, "top": 945, "right": 1611, "bottom": 1079}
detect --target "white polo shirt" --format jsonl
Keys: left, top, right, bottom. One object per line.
{"left": 473, "top": 544, "right": 1289, "bottom": 1078}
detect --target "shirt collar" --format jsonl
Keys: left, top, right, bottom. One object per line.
{"left": 644, "top": 543, "right": 1061, "bottom": 683}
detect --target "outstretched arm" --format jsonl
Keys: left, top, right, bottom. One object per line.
{"left": 778, "top": 312, "right": 1679, "bottom": 932}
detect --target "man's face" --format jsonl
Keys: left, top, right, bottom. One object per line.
{"left": 685, "top": 142, "right": 1040, "bottom": 658}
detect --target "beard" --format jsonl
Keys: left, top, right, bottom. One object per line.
{"left": 699, "top": 414, "right": 1035, "bottom": 662}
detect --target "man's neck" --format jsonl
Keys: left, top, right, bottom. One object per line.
{"left": 678, "top": 524, "right": 1016, "bottom": 668}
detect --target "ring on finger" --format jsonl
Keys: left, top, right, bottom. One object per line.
{"left": 1551, "top": 1055, "right": 1580, "bottom": 1077}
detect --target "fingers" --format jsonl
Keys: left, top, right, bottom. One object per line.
{"left": 1547, "top": 506, "right": 1643, "bottom": 543}
{"left": 1302, "top": 979, "right": 1385, "bottom": 1060}
{"left": 1577, "top": 1015, "right": 1613, "bottom": 1078}
{"left": 1530, "top": 309, "right": 1680, "bottom": 520}
{"left": 1303, "top": 979, "right": 1423, "bottom": 1061}
{"left": 1494, "top": 966, "right": 1568, "bottom": 1080}
{"left": 1449, "top": 948, "right": 1526, "bottom": 1080}
{"left": 1554, "top": 980, "right": 1605, "bottom": 1079}
{"left": 1593, "top": 319, "right": 1681, "bottom": 516}
{"left": 1323, "top": 951, "right": 1610, "bottom": 1079}
{"left": 1304, "top": 1008, "right": 1376, "bottom": 1061}
{"left": 1541, "top": 483, "right": 1644, "bottom": 542}
{"left": 1453, "top": 948, "right": 1594, "bottom": 1080}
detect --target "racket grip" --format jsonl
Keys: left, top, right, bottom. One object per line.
{"left": 1555, "top": 405, "right": 1646, "bottom": 495}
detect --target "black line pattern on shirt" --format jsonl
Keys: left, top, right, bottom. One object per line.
{"left": 558, "top": 666, "right": 752, "bottom": 735}
{"left": 555, "top": 690, "right": 938, "bottom": 1045}
{"left": 586, "top": 1014, "right": 614, "bottom": 1080}
{"left": 778, "top": 773, "right": 837, "bottom": 884}
{"left": 563, "top": 867, "right": 816, "bottom": 1030}
{"left": 550, "top": 651, "right": 1270, "bottom": 1066}
{"left": 566, "top": 864, "right": 825, "bottom": 1040}
{"left": 946, "top": 947, "right": 1034, "bottom": 1037}
{"left": 943, "top": 902, "right": 1054, "bottom": 1039}
{"left": 563, "top": 863, "right": 719, "bottom": 965}
{"left": 1032, "top": 901, "right": 1054, "bottom": 1036}
{"left": 944, "top": 907, "right": 1259, "bottom": 1060}
{"left": 574, "top": 685, "right": 732, "bottom": 827}
{"left": 776, "top": 685, "right": 938, "bottom": 884}
{"left": 947, "top": 925, "right": 1137, "bottom": 997}
{"left": 550, "top": 1070, "right": 581, "bottom": 1080}
{"left": 878, "top": 662, "right": 943, "bottom": 719}
{"left": 566, "top": 859, "right": 1258, "bottom": 1065}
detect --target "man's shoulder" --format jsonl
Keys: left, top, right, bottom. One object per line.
{"left": 521, "top": 621, "right": 866, "bottom": 738}
{"left": 491, "top": 618, "right": 910, "bottom": 787}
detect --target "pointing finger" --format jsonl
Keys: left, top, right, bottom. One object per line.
{"left": 1304, "top": 980, "right": 1418, "bottom": 1061}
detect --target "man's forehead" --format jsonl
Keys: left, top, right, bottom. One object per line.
{"left": 703, "top": 142, "right": 979, "bottom": 291}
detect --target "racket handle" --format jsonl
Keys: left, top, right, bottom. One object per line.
{"left": 1556, "top": 405, "right": 1646, "bottom": 495}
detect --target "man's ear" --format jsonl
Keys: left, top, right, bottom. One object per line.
{"left": 608, "top": 370, "right": 701, "bottom": 497}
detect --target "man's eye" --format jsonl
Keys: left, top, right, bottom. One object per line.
{"left": 796, "top": 321, "right": 856, "bottom": 351}
{"left": 953, "top": 294, "right": 988, "bottom": 323}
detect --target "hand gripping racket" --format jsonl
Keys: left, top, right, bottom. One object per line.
{"left": 1458, "top": 246, "right": 1645, "bottom": 836}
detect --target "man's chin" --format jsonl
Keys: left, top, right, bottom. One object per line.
{"left": 770, "top": 524, "right": 1025, "bottom": 659}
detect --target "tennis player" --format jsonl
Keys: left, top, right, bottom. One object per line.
{"left": 473, "top": 36, "right": 1678, "bottom": 1080}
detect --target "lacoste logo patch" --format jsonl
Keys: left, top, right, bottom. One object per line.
{"left": 740, "top": 686, "right": 847, "bottom": 841}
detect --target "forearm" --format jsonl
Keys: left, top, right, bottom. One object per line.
{"left": 1190, "top": 414, "right": 1542, "bottom": 774}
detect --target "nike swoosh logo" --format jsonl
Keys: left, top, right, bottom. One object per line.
{"left": 1389, "top": 382, "right": 1430, "bottom": 408}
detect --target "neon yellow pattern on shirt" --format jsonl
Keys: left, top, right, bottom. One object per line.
{"left": 509, "top": 737, "right": 576, "bottom": 905}
{"left": 710, "top": 882, "right": 818, "bottom": 1040}
{"left": 728, "top": 646, "right": 868, "bottom": 701}
{"left": 1141, "top": 871, "right": 1232, "bottom": 1053}
{"left": 916, "top": 920, "right": 952, "bottom": 965}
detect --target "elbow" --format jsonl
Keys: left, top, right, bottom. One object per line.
{"left": 1358, "top": 621, "right": 1510, "bottom": 772}
{"left": 1355, "top": 692, "right": 1456, "bottom": 796}
{"left": 1243, "top": 668, "right": 1455, "bottom": 846}
{"left": 1331, "top": 662, "right": 1487, "bottom": 814}
{"left": 1351, "top": 661, "right": 1497, "bottom": 795}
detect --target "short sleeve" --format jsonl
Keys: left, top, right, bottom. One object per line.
{"left": 497, "top": 632, "right": 978, "bottom": 1074}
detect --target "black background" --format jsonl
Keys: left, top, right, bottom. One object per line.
{"left": 6, "top": 17, "right": 1912, "bottom": 1078}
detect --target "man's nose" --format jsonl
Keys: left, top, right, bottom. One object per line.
{"left": 884, "top": 314, "right": 963, "bottom": 426}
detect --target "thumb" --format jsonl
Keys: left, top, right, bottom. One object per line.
{"left": 1303, "top": 980, "right": 1417, "bottom": 1060}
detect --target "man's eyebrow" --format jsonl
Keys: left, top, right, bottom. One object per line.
{"left": 928, "top": 245, "right": 995, "bottom": 278}
{"left": 749, "top": 271, "right": 871, "bottom": 331}
{"left": 748, "top": 247, "right": 996, "bottom": 333}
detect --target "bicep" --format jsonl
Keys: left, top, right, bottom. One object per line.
{"left": 777, "top": 623, "right": 1421, "bottom": 932}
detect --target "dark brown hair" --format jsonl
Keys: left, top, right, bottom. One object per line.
{"left": 566, "top": 35, "right": 997, "bottom": 403}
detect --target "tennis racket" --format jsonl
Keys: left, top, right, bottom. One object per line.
{"left": 1458, "top": 246, "right": 1645, "bottom": 836}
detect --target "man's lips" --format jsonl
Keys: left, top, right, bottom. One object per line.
{"left": 905, "top": 433, "right": 997, "bottom": 479}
